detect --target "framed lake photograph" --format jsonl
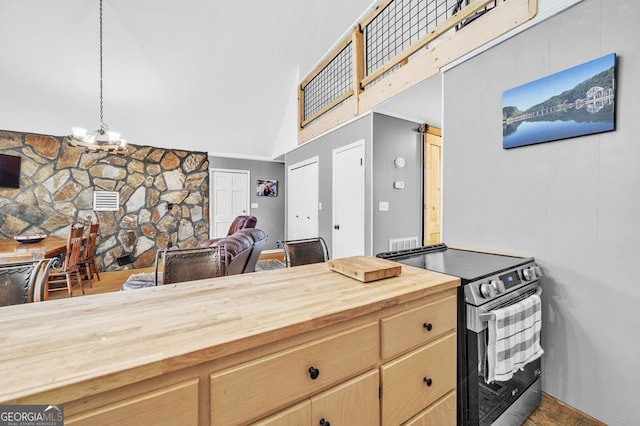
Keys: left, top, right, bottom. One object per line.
{"left": 503, "top": 53, "right": 616, "bottom": 149}
{"left": 257, "top": 179, "right": 278, "bottom": 197}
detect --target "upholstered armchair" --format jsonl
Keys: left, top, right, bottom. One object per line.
{"left": 199, "top": 215, "right": 257, "bottom": 247}
{"left": 200, "top": 228, "right": 268, "bottom": 275}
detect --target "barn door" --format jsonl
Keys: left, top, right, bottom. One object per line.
{"left": 423, "top": 125, "right": 442, "bottom": 245}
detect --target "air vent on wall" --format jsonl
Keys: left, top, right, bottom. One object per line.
{"left": 93, "top": 191, "right": 119, "bottom": 211}
{"left": 388, "top": 236, "right": 419, "bottom": 252}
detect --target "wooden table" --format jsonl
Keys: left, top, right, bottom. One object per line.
{"left": 0, "top": 235, "right": 67, "bottom": 263}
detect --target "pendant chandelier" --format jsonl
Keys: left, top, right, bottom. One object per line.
{"left": 69, "top": 0, "right": 128, "bottom": 155}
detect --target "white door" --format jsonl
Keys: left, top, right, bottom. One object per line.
{"left": 210, "top": 169, "right": 250, "bottom": 238}
{"left": 287, "top": 158, "right": 319, "bottom": 240}
{"left": 332, "top": 141, "right": 365, "bottom": 258}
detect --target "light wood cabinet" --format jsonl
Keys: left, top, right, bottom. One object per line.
{"left": 210, "top": 322, "right": 379, "bottom": 425}
{"left": 404, "top": 390, "right": 457, "bottom": 426}
{"left": 256, "top": 370, "right": 379, "bottom": 426}
{"left": 231, "top": 291, "right": 457, "bottom": 425}
{"left": 66, "top": 289, "right": 456, "bottom": 426}
{"left": 380, "top": 293, "right": 456, "bottom": 360}
{"left": 310, "top": 370, "right": 379, "bottom": 426}
{"left": 252, "top": 401, "right": 311, "bottom": 426}
{"left": 65, "top": 379, "right": 199, "bottom": 426}
{"left": 0, "top": 260, "right": 459, "bottom": 426}
{"left": 378, "top": 292, "right": 457, "bottom": 425}
{"left": 381, "top": 333, "right": 456, "bottom": 425}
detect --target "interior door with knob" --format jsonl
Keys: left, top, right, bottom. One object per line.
{"left": 210, "top": 169, "right": 250, "bottom": 238}
{"left": 287, "top": 158, "right": 319, "bottom": 240}
{"left": 332, "top": 141, "right": 365, "bottom": 259}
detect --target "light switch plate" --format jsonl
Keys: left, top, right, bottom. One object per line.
{"left": 251, "top": 203, "right": 258, "bottom": 208}
{"left": 379, "top": 201, "right": 389, "bottom": 211}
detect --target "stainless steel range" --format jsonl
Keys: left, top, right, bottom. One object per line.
{"left": 377, "top": 244, "right": 543, "bottom": 425}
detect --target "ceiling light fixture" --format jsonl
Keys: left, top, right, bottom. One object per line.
{"left": 69, "top": 0, "right": 128, "bottom": 155}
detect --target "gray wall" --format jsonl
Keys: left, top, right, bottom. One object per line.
{"left": 208, "top": 156, "right": 284, "bottom": 251}
{"left": 285, "top": 115, "right": 372, "bottom": 255}
{"left": 285, "top": 113, "right": 422, "bottom": 256}
{"left": 372, "top": 114, "right": 423, "bottom": 254}
{"left": 442, "top": 1, "right": 638, "bottom": 424}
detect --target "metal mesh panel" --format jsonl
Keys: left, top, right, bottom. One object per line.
{"left": 364, "top": 0, "right": 461, "bottom": 77}
{"left": 365, "top": 64, "right": 401, "bottom": 89}
{"left": 302, "top": 43, "right": 353, "bottom": 122}
{"left": 454, "top": 0, "right": 497, "bottom": 30}
{"left": 301, "top": 0, "right": 500, "bottom": 124}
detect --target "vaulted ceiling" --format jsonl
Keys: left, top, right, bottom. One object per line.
{"left": 0, "top": 0, "right": 378, "bottom": 159}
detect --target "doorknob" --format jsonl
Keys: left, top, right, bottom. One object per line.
{"left": 334, "top": 224, "right": 340, "bottom": 230}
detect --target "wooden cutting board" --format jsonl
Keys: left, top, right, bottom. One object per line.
{"left": 327, "top": 256, "right": 402, "bottom": 283}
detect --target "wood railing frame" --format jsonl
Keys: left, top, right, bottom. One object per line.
{"left": 298, "top": 0, "right": 538, "bottom": 143}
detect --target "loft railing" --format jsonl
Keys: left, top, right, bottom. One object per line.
{"left": 298, "top": 0, "right": 538, "bottom": 143}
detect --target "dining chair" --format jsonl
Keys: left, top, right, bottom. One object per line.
{"left": 121, "top": 245, "right": 226, "bottom": 290}
{"left": 47, "top": 224, "right": 86, "bottom": 297}
{"left": 276, "top": 237, "right": 330, "bottom": 267}
{"left": 79, "top": 220, "right": 100, "bottom": 283}
{"left": 0, "top": 259, "right": 52, "bottom": 307}
{"left": 162, "top": 246, "right": 226, "bottom": 285}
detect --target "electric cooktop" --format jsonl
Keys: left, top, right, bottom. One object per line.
{"left": 376, "top": 243, "right": 533, "bottom": 282}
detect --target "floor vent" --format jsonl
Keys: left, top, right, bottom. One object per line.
{"left": 116, "top": 254, "right": 133, "bottom": 265}
{"left": 388, "top": 236, "right": 419, "bottom": 252}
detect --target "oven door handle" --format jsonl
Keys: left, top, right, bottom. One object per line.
{"left": 478, "top": 287, "right": 542, "bottom": 322}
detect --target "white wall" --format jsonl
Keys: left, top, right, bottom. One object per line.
{"left": 442, "top": 1, "right": 639, "bottom": 424}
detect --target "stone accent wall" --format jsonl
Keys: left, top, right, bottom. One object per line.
{"left": 0, "top": 130, "right": 209, "bottom": 271}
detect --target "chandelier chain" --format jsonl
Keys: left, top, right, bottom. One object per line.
{"left": 69, "top": 0, "right": 128, "bottom": 154}
{"left": 99, "top": 0, "right": 105, "bottom": 130}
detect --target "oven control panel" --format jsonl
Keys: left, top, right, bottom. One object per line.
{"left": 465, "top": 262, "right": 542, "bottom": 307}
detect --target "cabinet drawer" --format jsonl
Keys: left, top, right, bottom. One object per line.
{"left": 381, "top": 333, "right": 456, "bottom": 426}
{"left": 65, "top": 379, "right": 199, "bottom": 426}
{"left": 253, "top": 371, "right": 379, "bottom": 426}
{"left": 310, "top": 370, "right": 379, "bottom": 426}
{"left": 380, "top": 294, "right": 456, "bottom": 360}
{"left": 211, "top": 322, "right": 379, "bottom": 425}
{"left": 252, "top": 400, "right": 311, "bottom": 426}
{"left": 404, "top": 390, "right": 456, "bottom": 425}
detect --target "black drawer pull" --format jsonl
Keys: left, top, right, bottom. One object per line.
{"left": 308, "top": 366, "right": 320, "bottom": 380}
{"left": 423, "top": 322, "right": 433, "bottom": 331}
{"left": 319, "top": 419, "right": 330, "bottom": 426}
{"left": 423, "top": 377, "right": 433, "bottom": 387}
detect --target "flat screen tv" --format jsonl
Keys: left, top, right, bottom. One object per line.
{"left": 0, "top": 153, "right": 22, "bottom": 189}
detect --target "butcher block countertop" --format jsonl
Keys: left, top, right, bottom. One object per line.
{"left": 0, "top": 258, "right": 459, "bottom": 405}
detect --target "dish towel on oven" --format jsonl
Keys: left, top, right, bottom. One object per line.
{"left": 486, "top": 294, "right": 543, "bottom": 383}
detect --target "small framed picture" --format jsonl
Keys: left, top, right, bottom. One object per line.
{"left": 257, "top": 179, "right": 278, "bottom": 197}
